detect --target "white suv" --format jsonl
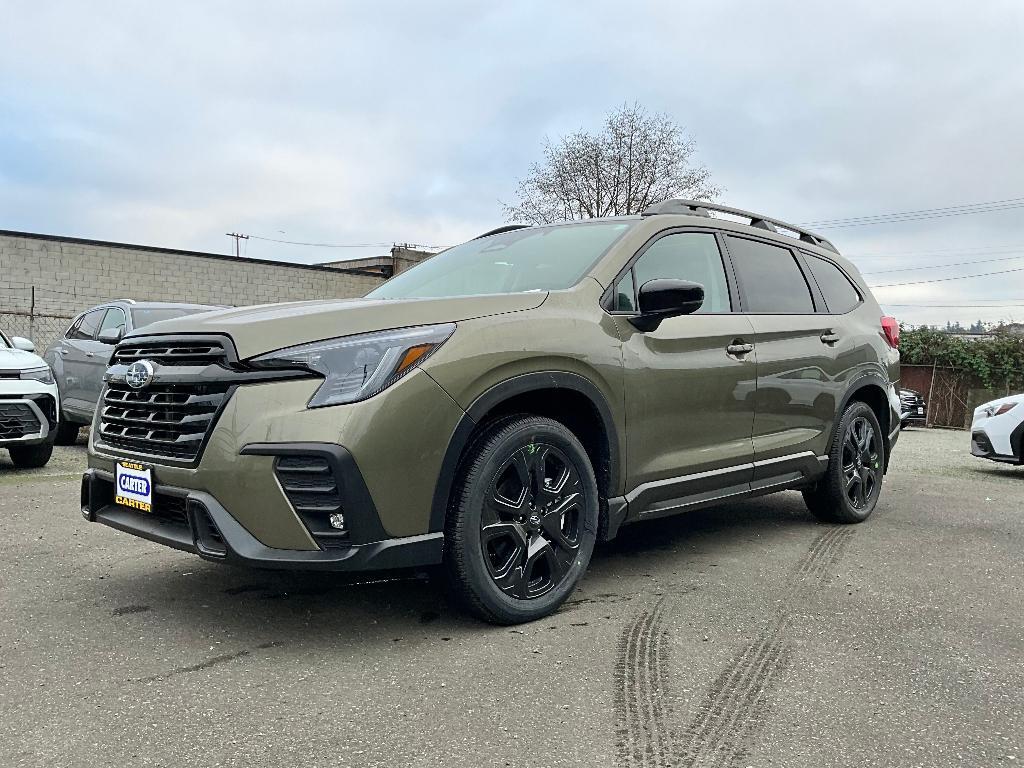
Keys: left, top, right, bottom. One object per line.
{"left": 0, "top": 329, "right": 59, "bottom": 468}
{"left": 971, "top": 394, "right": 1024, "bottom": 465}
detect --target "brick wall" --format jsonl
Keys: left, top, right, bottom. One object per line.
{"left": 0, "top": 230, "right": 386, "bottom": 350}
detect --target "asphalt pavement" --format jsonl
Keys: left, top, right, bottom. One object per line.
{"left": 1, "top": 428, "right": 1021, "bottom": 767}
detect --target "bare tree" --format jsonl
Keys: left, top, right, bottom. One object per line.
{"left": 505, "top": 103, "right": 720, "bottom": 224}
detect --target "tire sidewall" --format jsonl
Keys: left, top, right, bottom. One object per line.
{"left": 455, "top": 418, "right": 598, "bottom": 623}
{"left": 831, "top": 401, "right": 885, "bottom": 522}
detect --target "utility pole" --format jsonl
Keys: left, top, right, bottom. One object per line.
{"left": 226, "top": 232, "right": 249, "bottom": 257}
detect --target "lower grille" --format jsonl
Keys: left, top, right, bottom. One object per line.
{"left": 99, "top": 383, "right": 232, "bottom": 461}
{"left": 0, "top": 402, "right": 42, "bottom": 439}
{"left": 275, "top": 455, "right": 349, "bottom": 544}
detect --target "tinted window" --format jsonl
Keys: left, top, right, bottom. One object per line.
{"left": 726, "top": 236, "right": 815, "bottom": 313}
{"left": 99, "top": 308, "right": 127, "bottom": 337}
{"left": 68, "top": 310, "right": 103, "bottom": 340}
{"left": 368, "top": 221, "right": 634, "bottom": 299}
{"left": 131, "top": 307, "right": 208, "bottom": 329}
{"left": 618, "top": 232, "right": 731, "bottom": 313}
{"left": 805, "top": 254, "right": 861, "bottom": 314}
{"left": 614, "top": 272, "right": 636, "bottom": 311}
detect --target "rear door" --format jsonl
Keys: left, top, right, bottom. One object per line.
{"left": 723, "top": 234, "right": 839, "bottom": 483}
{"left": 60, "top": 308, "right": 105, "bottom": 416}
{"left": 614, "top": 230, "right": 757, "bottom": 517}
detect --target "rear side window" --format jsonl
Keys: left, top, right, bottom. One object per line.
{"left": 615, "top": 232, "right": 731, "bottom": 313}
{"left": 805, "top": 254, "right": 861, "bottom": 314}
{"left": 99, "top": 308, "right": 127, "bottom": 335}
{"left": 68, "top": 309, "right": 103, "bottom": 340}
{"left": 725, "top": 236, "right": 815, "bottom": 314}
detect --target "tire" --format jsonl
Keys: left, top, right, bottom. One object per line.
{"left": 803, "top": 400, "right": 885, "bottom": 524}
{"left": 53, "top": 417, "right": 81, "bottom": 446}
{"left": 444, "top": 415, "right": 599, "bottom": 624}
{"left": 8, "top": 443, "right": 54, "bottom": 469}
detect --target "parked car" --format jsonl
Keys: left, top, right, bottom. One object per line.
{"left": 43, "top": 300, "right": 221, "bottom": 445}
{"left": 81, "top": 200, "right": 902, "bottom": 624}
{"left": 0, "top": 328, "right": 59, "bottom": 468}
{"left": 899, "top": 387, "right": 927, "bottom": 427}
{"left": 970, "top": 394, "right": 1023, "bottom": 464}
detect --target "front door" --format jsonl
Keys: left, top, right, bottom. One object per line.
{"left": 614, "top": 230, "right": 757, "bottom": 518}
{"left": 60, "top": 308, "right": 105, "bottom": 417}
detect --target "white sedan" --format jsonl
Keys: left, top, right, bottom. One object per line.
{"left": 970, "top": 394, "right": 1024, "bottom": 465}
{"left": 0, "top": 330, "right": 59, "bottom": 468}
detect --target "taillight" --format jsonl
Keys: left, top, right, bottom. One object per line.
{"left": 881, "top": 316, "right": 899, "bottom": 348}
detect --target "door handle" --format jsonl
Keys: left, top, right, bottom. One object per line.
{"left": 56, "top": 348, "right": 68, "bottom": 356}
{"left": 726, "top": 342, "right": 754, "bottom": 357}
{"left": 85, "top": 351, "right": 96, "bottom": 358}
{"left": 820, "top": 332, "right": 840, "bottom": 345}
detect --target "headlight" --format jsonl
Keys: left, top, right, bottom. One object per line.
{"left": 20, "top": 366, "right": 54, "bottom": 385}
{"left": 985, "top": 402, "right": 1018, "bottom": 418}
{"left": 250, "top": 323, "right": 456, "bottom": 407}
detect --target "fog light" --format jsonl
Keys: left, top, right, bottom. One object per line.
{"left": 329, "top": 512, "right": 346, "bottom": 530}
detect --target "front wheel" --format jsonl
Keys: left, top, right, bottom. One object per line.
{"left": 444, "top": 415, "right": 599, "bottom": 624}
{"left": 9, "top": 443, "right": 54, "bottom": 469}
{"left": 803, "top": 401, "right": 885, "bottom": 523}
{"left": 53, "top": 417, "right": 81, "bottom": 446}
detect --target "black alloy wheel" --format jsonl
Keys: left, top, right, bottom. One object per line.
{"left": 445, "top": 415, "right": 599, "bottom": 624}
{"left": 481, "top": 441, "right": 583, "bottom": 599}
{"left": 841, "top": 415, "right": 881, "bottom": 510}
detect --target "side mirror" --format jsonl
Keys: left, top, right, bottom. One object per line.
{"left": 11, "top": 336, "right": 35, "bottom": 352}
{"left": 630, "top": 279, "right": 705, "bottom": 332}
{"left": 98, "top": 327, "right": 124, "bottom": 345}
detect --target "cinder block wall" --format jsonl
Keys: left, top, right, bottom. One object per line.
{"left": 0, "top": 230, "right": 386, "bottom": 349}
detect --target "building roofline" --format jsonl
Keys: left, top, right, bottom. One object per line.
{"left": 0, "top": 228, "right": 386, "bottom": 278}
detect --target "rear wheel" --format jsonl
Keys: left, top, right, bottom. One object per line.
{"left": 445, "top": 415, "right": 599, "bottom": 624}
{"left": 53, "top": 417, "right": 81, "bottom": 446}
{"left": 9, "top": 443, "right": 54, "bottom": 469}
{"left": 803, "top": 401, "right": 885, "bottom": 523}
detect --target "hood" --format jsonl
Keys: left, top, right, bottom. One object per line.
{"left": 0, "top": 347, "right": 47, "bottom": 371}
{"left": 125, "top": 292, "right": 548, "bottom": 359}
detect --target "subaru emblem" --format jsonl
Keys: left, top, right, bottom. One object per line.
{"left": 125, "top": 360, "right": 155, "bottom": 390}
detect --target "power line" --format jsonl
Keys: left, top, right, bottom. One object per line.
{"left": 801, "top": 196, "right": 1024, "bottom": 229}
{"left": 870, "top": 265, "right": 1024, "bottom": 288}
{"left": 861, "top": 253, "right": 1024, "bottom": 275}
{"left": 848, "top": 243, "right": 1024, "bottom": 259}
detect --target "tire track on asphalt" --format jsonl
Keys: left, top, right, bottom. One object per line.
{"left": 611, "top": 525, "right": 855, "bottom": 768}
{"left": 677, "top": 525, "right": 855, "bottom": 767}
{"left": 614, "top": 596, "right": 673, "bottom": 768}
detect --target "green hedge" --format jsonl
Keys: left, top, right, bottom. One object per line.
{"left": 899, "top": 327, "right": 1024, "bottom": 390}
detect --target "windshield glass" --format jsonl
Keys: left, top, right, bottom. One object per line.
{"left": 367, "top": 220, "right": 634, "bottom": 299}
{"left": 131, "top": 307, "right": 210, "bottom": 329}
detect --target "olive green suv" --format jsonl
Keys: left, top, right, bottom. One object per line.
{"left": 82, "top": 200, "right": 901, "bottom": 624}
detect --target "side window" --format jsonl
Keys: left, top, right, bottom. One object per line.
{"left": 614, "top": 272, "right": 636, "bottom": 311}
{"left": 68, "top": 310, "right": 103, "bottom": 340}
{"left": 725, "top": 236, "right": 815, "bottom": 314}
{"left": 617, "top": 232, "right": 731, "bottom": 313}
{"left": 804, "top": 254, "right": 861, "bottom": 314}
{"left": 99, "top": 308, "right": 127, "bottom": 336}
{"left": 64, "top": 317, "right": 83, "bottom": 340}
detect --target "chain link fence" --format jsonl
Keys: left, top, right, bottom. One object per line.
{"left": 0, "top": 285, "right": 116, "bottom": 353}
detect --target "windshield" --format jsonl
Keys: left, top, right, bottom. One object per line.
{"left": 131, "top": 307, "right": 211, "bottom": 329}
{"left": 367, "top": 220, "right": 634, "bottom": 299}
{"left": 0, "top": 330, "right": 10, "bottom": 349}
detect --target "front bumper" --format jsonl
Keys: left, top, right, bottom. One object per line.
{"left": 81, "top": 467, "right": 444, "bottom": 570}
{"left": 970, "top": 421, "right": 1023, "bottom": 464}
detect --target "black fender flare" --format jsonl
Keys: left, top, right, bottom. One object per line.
{"left": 428, "top": 371, "right": 621, "bottom": 533}
{"left": 831, "top": 373, "right": 896, "bottom": 466}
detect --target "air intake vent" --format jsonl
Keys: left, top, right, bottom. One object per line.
{"left": 274, "top": 455, "right": 349, "bottom": 546}
{"left": 0, "top": 402, "right": 42, "bottom": 439}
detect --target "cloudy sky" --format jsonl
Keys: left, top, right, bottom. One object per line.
{"left": 2, "top": 1, "right": 1023, "bottom": 326}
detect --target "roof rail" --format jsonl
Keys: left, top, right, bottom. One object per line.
{"left": 641, "top": 199, "right": 838, "bottom": 254}
{"left": 474, "top": 224, "right": 531, "bottom": 240}
{"left": 109, "top": 298, "right": 137, "bottom": 304}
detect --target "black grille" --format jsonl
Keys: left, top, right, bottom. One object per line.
{"left": 99, "top": 339, "right": 232, "bottom": 462}
{"left": 0, "top": 402, "right": 42, "bottom": 439}
{"left": 275, "top": 455, "right": 349, "bottom": 544}
{"left": 151, "top": 492, "right": 188, "bottom": 527}
{"left": 113, "top": 343, "right": 225, "bottom": 367}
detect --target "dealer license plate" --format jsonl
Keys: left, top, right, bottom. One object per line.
{"left": 115, "top": 461, "right": 153, "bottom": 513}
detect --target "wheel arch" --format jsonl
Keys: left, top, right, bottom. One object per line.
{"left": 429, "top": 372, "right": 621, "bottom": 534}
{"left": 833, "top": 376, "right": 894, "bottom": 471}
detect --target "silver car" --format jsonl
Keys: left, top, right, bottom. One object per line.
{"left": 42, "top": 300, "right": 220, "bottom": 444}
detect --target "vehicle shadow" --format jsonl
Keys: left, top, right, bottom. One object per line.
{"left": 94, "top": 492, "right": 819, "bottom": 648}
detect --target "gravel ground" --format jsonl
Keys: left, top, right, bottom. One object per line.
{"left": 0, "top": 427, "right": 1020, "bottom": 767}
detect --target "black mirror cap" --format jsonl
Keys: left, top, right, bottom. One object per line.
{"left": 98, "top": 327, "right": 124, "bottom": 344}
{"left": 630, "top": 279, "right": 704, "bottom": 332}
